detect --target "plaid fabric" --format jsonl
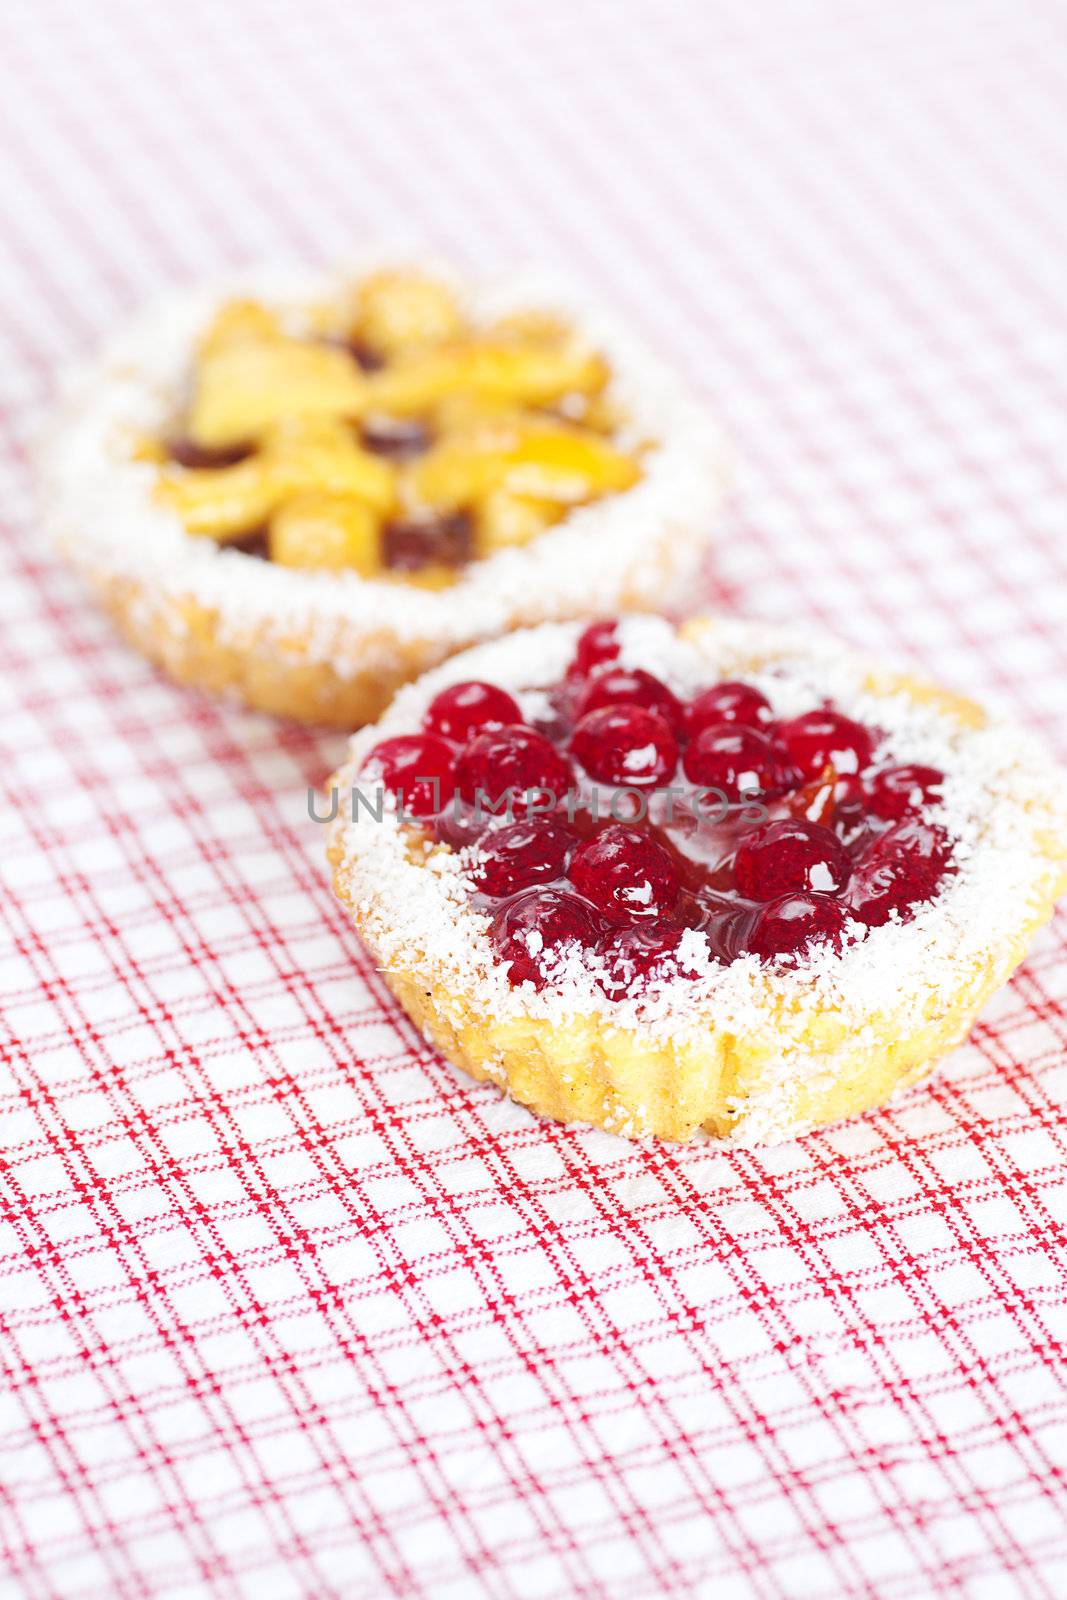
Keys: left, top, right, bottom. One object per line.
{"left": 2, "top": 1, "right": 1067, "bottom": 1595}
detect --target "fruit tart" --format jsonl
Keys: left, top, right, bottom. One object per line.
{"left": 41, "top": 263, "right": 726, "bottom": 725}
{"left": 326, "top": 615, "right": 1067, "bottom": 1143}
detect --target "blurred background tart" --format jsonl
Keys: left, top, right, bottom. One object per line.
{"left": 42, "top": 262, "right": 727, "bottom": 726}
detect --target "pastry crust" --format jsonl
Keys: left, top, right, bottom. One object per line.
{"left": 40, "top": 263, "right": 728, "bottom": 727}
{"left": 326, "top": 617, "right": 1067, "bottom": 1144}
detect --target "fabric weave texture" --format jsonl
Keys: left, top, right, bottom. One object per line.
{"left": 1, "top": 2, "right": 1066, "bottom": 1596}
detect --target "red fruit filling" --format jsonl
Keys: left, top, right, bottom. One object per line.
{"left": 363, "top": 627, "right": 959, "bottom": 989}
{"left": 734, "top": 819, "right": 852, "bottom": 900}
{"left": 866, "top": 764, "right": 944, "bottom": 821}
{"left": 595, "top": 925, "right": 689, "bottom": 1000}
{"left": 747, "top": 894, "right": 847, "bottom": 961}
{"left": 569, "top": 620, "right": 621, "bottom": 678}
{"left": 682, "top": 724, "right": 789, "bottom": 801}
{"left": 779, "top": 709, "right": 873, "bottom": 779}
{"left": 683, "top": 681, "right": 772, "bottom": 739}
{"left": 571, "top": 705, "right": 679, "bottom": 788}
{"left": 489, "top": 889, "right": 603, "bottom": 989}
{"left": 472, "top": 818, "right": 577, "bottom": 897}
{"left": 848, "top": 820, "right": 953, "bottom": 928}
{"left": 455, "top": 725, "right": 573, "bottom": 807}
{"left": 425, "top": 680, "right": 522, "bottom": 744}
{"left": 569, "top": 825, "right": 680, "bottom": 923}
{"left": 363, "top": 733, "right": 456, "bottom": 818}
{"left": 574, "top": 667, "right": 682, "bottom": 729}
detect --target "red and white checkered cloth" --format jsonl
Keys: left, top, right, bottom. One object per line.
{"left": 2, "top": 2, "right": 1067, "bottom": 1595}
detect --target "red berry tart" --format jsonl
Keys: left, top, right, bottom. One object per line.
{"left": 41, "top": 262, "right": 726, "bottom": 726}
{"left": 326, "top": 616, "right": 1067, "bottom": 1142}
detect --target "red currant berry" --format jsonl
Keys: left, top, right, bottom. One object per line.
{"left": 778, "top": 709, "right": 873, "bottom": 779}
{"left": 682, "top": 681, "right": 772, "bottom": 740}
{"left": 574, "top": 666, "right": 682, "bottom": 729}
{"left": 489, "top": 888, "right": 602, "bottom": 989}
{"left": 595, "top": 925, "right": 689, "bottom": 999}
{"left": 424, "top": 680, "right": 522, "bottom": 743}
{"left": 569, "top": 825, "right": 680, "bottom": 923}
{"left": 471, "top": 818, "right": 576, "bottom": 897}
{"left": 866, "top": 764, "right": 944, "bottom": 821}
{"left": 745, "top": 893, "right": 847, "bottom": 962}
{"left": 848, "top": 820, "right": 953, "bottom": 927}
{"left": 568, "top": 620, "right": 620, "bottom": 678}
{"left": 734, "top": 819, "right": 852, "bottom": 901}
{"left": 571, "top": 706, "right": 679, "bottom": 788}
{"left": 682, "top": 724, "right": 787, "bottom": 801}
{"left": 362, "top": 734, "right": 455, "bottom": 818}
{"left": 455, "top": 725, "right": 574, "bottom": 808}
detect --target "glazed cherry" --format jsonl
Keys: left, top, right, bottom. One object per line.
{"left": 734, "top": 819, "right": 852, "bottom": 901}
{"left": 571, "top": 706, "right": 678, "bottom": 788}
{"left": 595, "top": 925, "right": 688, "bottom": 999}
{"left": 778, "top": 709, "right": 873, "bottom": 779}
{"left": 683, "top": 681, "right": 772, "bottom": 739}
{"left": 569, "top": 825, "right": 680, "bottom": 923}
{"left": 682, "top": 724, "right": 787, "bottom": 801}
{"left": 363, "top": 733, "right": 455, "bottom": 818}
{"left": 866, "top": 764, "right": 944, "bottom": 822}
{"left": 574, "top": 667, "right": 682, "bottom": 729}
{"left": 425, "top": 680, "right": 522, "bottom": 744}
{"left": 455, "top": 725, "right": 573, "bottom": 807}
{"left": 489, "top": 888, "right": 603, "bottom": 989}
{"left": 849, "top": 820, "right": 953, "bottom": 927}
{"left": 471, "top": 818, "right": 576, "bottom": 897}
{"left": 569, "top": 620, "right": 621, "bottom": 678}
{"left": 745, "top": 893, "right": 847, "bottom": 962}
